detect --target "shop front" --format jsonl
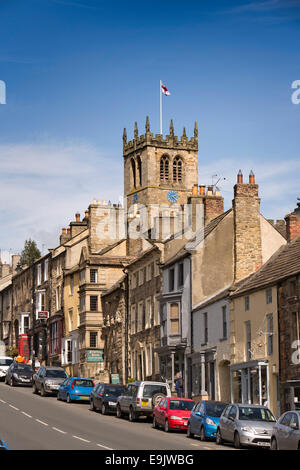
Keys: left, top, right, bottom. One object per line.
{"left": 230, "top": 360, "right": 270, "bottom": 407}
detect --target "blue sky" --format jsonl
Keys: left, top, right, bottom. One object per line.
{"left": 0, "top": 0, "right": 300, "bottom": 261}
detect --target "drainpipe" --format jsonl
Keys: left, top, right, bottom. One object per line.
{"left": 122, "top": 267, "right": 129, "bottom": 385}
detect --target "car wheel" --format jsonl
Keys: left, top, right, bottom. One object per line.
{"left": 216, "top": 428, "right": 223, "bottom": 445}
{"left": 164, "top": 419, "right": 170, "bottom": 432}
{"left": 152, "top": 416, "right": 158, "bottom": 429}
{"left": 187, "top": 423, "right": 194, "bottom": 438}
{"left": 129, "top": 407, "right": 137, "bottom": 422}
{"left": 40, "top": 385, "right": 46, "bottom": 397}
{"left": 32, "top": 382, "right": 38, "bottom": 394}
{"left": 116, "top": 404, "right": 123, "bottom": 419}
{"left": 90, "top": 399, "right": 96, "bottom": 411}
{"left": 57, "top": 392, "right": 61, "bottom": 401}
{"left": 270, "top": 437, "right": 278, "bottom": 450}
{"left": 102, "top": 403, "right": 107, "bottom": 415}
{"left": 200, "top": 426, "right": 206, "bottom": 441}
{"left": 234, "top": 431, "right": 241, "bottom": 449}
{"left": 152, "top": 393, "right": 166, "bottom": 409}
{"left": 67, "top": 394, "right": 72, "bottom": 403}
{"left": 10, "top": 377, "right": 14, "bottom": 387}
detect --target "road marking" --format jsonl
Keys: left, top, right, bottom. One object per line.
{"left": 22, "top": 412, "right": 32, "bottom": 418}
{"left": 9, "top": 404, "right": 19, "bottom": 410}
{"left": 0, "top": 399, "right": 6, "bottom": 403}
{"left": 52, "top": 427, "right": 67, "bottom": 434}
{"left": 73, "top": 435, "right": 90, "bottom": 443}
{"left": 36, "top": 419, "right": 48, "bottom": 426}
{"left": 97, "top": 443, "right": 114, "bottom": 450}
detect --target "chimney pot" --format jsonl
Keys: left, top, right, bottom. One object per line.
{"left": 249, "top": 170, "right": 255, "bottom": 184}
{"left": 237, "top": 170, "right": 243, "bottom": 184}
{"left": 199, "top": 185, "right": 205, "bottom": 196}
{"left": 192, "top": 184, "right": 198, "bottom": 196}
{"left": 75, "top": 213, "right": 80, "bottom": 222}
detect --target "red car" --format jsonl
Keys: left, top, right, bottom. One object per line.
{"left": 153, "top": 397, "right": 195, "bottom": 432}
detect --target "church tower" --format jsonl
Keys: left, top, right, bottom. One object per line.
{"left": 123, "top": 116, "right": 199, "bottom": 230}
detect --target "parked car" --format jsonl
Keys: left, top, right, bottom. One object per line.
{"left": 57, "top": 377, "right": 94, "bottom": 403}
{"left": 216, "top": 403, "right": 276, "bottom": 449}
{"left": 0, "top": 439, "right": 10, "bottom": 450}
{"left": 187, "top": 400, "right": 227, "bottom": 440}
{"left": 32, "top": 366, "right": 68, "bottom": 396}
{"left": 153, "top": 397, "right": 195, "bottom": 432}
{"left": 270, "top": 411, "right": 300, "bottom": 450}
{"left": 0, "top": 357, "right": 14, "bottom": 381}
{"left": 5, "top": 362, "right": 33, "bottom": 386}
{"left": 90, "top": 383, "right": 126, "bottom": 414}
{"left": 116, "top": 381, "right": 171, "bottom": 422}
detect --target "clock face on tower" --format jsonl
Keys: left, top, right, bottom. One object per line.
{"left": 167, "top": 190, "right": 179, "bottom": 203}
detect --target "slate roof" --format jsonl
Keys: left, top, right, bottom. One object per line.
{"left": 231, "top": 234, "right": 300, "bottom": 297}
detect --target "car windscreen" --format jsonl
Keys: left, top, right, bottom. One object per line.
{"left": 142, "top": 385, "right": 168, "bottom": 397}
{"left": 104, "top": 387, "right": 126, "bottom": 397}
{"left": 205, "top": 402, "right": 227, "bottom": 418}
{"left": 74, "top": 380, "right": 94, "bottom": 387}
{"left": 45, "top": 370, "right": 67, "bottom": 378}
{"left": 0, "top": 359, "right": 13, "bottom": 366}
{"left": 239, "top": 407, "right": 276, "bottom": 422}
{"left": 169, "top": 400, "right": 195, "bottom": 411}
{"left": 14, "top": 364, "right": 32, "bottom": 372}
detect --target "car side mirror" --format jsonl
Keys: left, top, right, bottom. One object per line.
{"left": 290, "top": 422, "right": 298, "bottom": 430}
{"left": 195, "top": 411, "right": 202, "bottom": 417}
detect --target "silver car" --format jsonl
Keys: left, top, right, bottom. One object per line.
{"left": 32, "top": 366, "right": 68, "bottom": 396}
{"left": 216, "top": 403, "right": 276, "bottom": 449}
{"left": 270, "top": 411, "right": 300, "bottom": 450}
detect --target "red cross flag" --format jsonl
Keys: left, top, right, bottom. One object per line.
{"left": 161, "top": 82, "right": 171, "bottom": 96}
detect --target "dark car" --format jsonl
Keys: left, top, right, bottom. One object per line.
{"left": 5, "top": 362, "right": 33, "bottom": 386}
{"left": 90, "top": 383, "right": 126, "bottom": 414}
{"left": 32, "top": 366, "right": 68, "bottom": 396}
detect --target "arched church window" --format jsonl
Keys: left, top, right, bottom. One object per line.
{"left": 160, "top": 155, "right": 169, "bottom": 182}
{"left": 131, "top": 158, "right": 136, "bottom": 189}
{"left": 137, "top": 155, "right": 142, "bottom": 186}
{"left": 173, "top": 156, "right": 183, "bottom": 183}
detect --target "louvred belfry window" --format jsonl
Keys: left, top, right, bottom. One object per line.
{"left": 173, "top": 156, "right": 182, "bottom": 182}
{"left": 160, "top": 155, "right": 169, "bottom": 182}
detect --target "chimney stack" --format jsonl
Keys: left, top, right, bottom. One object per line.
{"left": 285, "top": 200, "right": 300, "bottom": 242}
{"left": 204, "top": 186, "right": 224, "bottom": 225}
{"left": 233, "top": 169, "right": 262, "bottom": 281}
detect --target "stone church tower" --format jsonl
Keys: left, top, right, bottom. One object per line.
{"left": 123, "top": 117, "right": 199, "bottom": 234}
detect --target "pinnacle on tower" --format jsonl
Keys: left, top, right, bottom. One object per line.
{"left": 145, "top": 115, "right": 150, "bottom": 133}
{"left": 182, "top": 127, "right": 187, "bottom": 138}
{"left": 194, "top": 121, "right": 198, "bottom": 139}
{"left": 123, "top": 128, "right": 127, "bottom": 145}
{"left": 169, "top": 119, "right": 174, "bottom": 136}
{"left": 134, "top": 121, "right": 138, "bottom": 140}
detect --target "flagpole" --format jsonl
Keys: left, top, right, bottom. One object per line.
{"left": 160, "top": 79, "right": 162, "bottom": 135}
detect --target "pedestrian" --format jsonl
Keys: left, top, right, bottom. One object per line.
{"left": 175, "top": 373, "right": 183, "bottom": 398}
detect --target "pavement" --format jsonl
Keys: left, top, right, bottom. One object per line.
{"left": 0, "top": 381, "right": 233, "bottom": 451}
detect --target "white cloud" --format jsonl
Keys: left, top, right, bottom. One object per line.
{"left": 0, "top": 140, "right": 123, "bottom": 252}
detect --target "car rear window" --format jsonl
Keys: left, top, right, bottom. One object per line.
{"left": 205, "top": 402, "right": 227, "bottom": 418}
{"left": 0, "top": 359, "right": 13, "bottom": 366}
{"left": 45, "top": 370, "right": 67, "bottom": 378}
{"left": 104, "top": 387, "right": 126, "bottom": 397}
{"left": 74, "top": 379, "right": 94, "bottom": 387}
{"left": 169, "top": 400, "right": 195, "bottom": 411}
{"left": 239, "top": 407, "right": 276, "bottom": 422}
{"left": 142, "top": 385, "right": 168, "bottom": 397}
{"left": 14, "top": 364, "right": 32, "bottom": 371}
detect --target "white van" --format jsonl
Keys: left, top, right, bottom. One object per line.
{"left": 0, "top": 356, "right": 14, "bottom": 380}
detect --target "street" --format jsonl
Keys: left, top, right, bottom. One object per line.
{"left": 0, "top": 382, "right": 232, "bottom": 451}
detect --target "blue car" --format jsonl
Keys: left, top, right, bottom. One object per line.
{"left": 0, "top": 439, "right": 10, "bottom": 450}
{"left": 57, "top": 377, "right": 95, "bottom": 403}
{"left": 187, "top": 400, "right": 227, "bottom": 441}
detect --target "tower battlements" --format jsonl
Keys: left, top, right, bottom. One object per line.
{"left": 123, "top": 117, "right": 198, "bottom": 156}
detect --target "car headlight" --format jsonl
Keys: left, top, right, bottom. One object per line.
{"left": 206, "top": 417, "right": 216, "bottom": 426}
{"left": 170, "top": 416, "right": 182, "bottom": 420}
{"left": 241, "top": 426, "right": 253, "bottom": 433}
